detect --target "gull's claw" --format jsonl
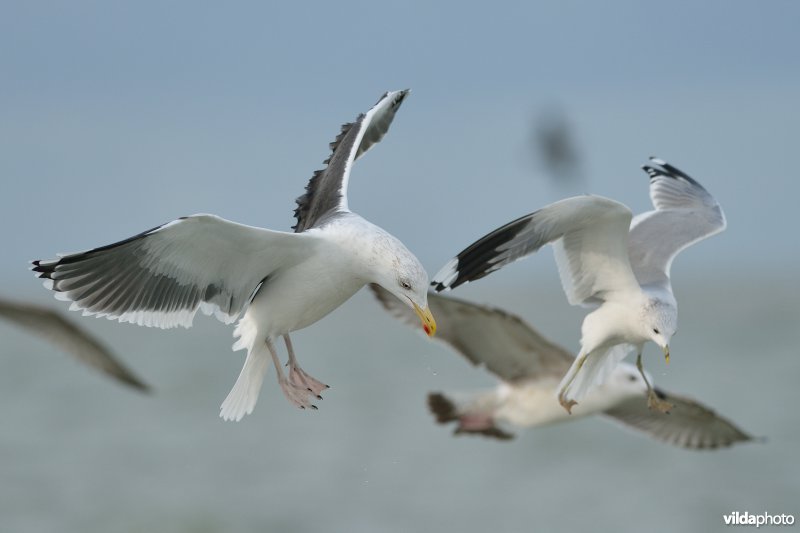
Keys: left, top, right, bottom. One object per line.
{"left": 558, "top": 393, "right": 578, "bottom": 414}
{"left": 647, "top": 390, "right": 673, "bottom": 413}
{"left": 278, "top": 376, "right": 318, "bottom": 410}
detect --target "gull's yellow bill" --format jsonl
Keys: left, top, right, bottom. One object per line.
{"left": 413, "top": 303, "right": 436, "bottom": 337}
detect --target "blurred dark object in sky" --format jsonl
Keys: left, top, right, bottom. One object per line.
{"left": 532, "top": 106, "right": 583, "bottom": 185}
{"left": 0, "top": 297, "right": 150, "bottom": 392}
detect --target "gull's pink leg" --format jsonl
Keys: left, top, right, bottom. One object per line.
{"left": 456, "top": 413, "right": 514, "bottom": 440}
{"left": 458, "top": 412, "right": 496, "bottom": 432}
{"left": 284, "top": 334, "right": 329, "bottom": 398}
{"left": 267, "top": 338, "right": 317, "bottom": 410}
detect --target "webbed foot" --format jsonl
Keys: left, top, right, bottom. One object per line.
{"left": 278, "top": 376, "right": 319, "bottom": 410}
{"left": 288, "top": 365, "right": 329, "bottom": 399}
{"left": 647, "top": 389, "right": 673, "bottom": 413}
{"left": 559, "top": 393, "right": 578, "bottom": 414}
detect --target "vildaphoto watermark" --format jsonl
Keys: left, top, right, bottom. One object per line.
{"left": 724, "top": 511, "right": 795, "bottom": 527}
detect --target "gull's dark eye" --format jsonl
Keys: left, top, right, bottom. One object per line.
{"left": 652, "top": 328, "right": 660, "bottom": 334}
{"left": 400, "top": 281, "right": 412, "bottom": 290}
{"left": 628, "top": 374, "right": 637, "bottom": 382}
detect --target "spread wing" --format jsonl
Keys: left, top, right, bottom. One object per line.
{"left": 604, "top": 388, "right": 755, "bottom": 449}
{"left": 292, "top": 89, "right": 409, "bottom": 232}
{"left": 432, "top": 195, "right": 641, "bottom": 307}
{"left": 628, "top": 158, "right": 726, "bottom": 289}
{"left": 371, "top": 285, "right": 572, "bottom": 383}
{"left": 0, "top": 298, "right": 149, "bottom": 391}
{"left": 32, "top": 215, "right": 320, "bottom": 329}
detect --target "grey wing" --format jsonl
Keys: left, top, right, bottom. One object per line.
{"left": 32, "top": 215, "right": 319, "bottom": 329}
{"left": 628, "top": 158, "right": 727, "bottom": 288}
{"left": 0, "top": 298, "right": 149, "bottom": 391}
{"left": 370, "top": 285, "right": 572, "bottom": 383}
{"left": 432, "top": 195, "right": 640, "bottom": 307}
{"left": 604, "top": 389, "right": 755, "bottom": 449}
{"left": 292, "top": 90, "right": 410, "bottom": 232}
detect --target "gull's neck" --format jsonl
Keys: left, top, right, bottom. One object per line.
{"left": 315, "top": 213, "right": 406, "bottom": 284}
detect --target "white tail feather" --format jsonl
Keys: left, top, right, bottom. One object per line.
{"left": 220, "top": 314, "right": 269, "bottom": 421}
{"left": 220, "top": 343, "right": 270, "bottom": 421}
{"left": 232, "top": 312, "right": 259, "bottom": 352}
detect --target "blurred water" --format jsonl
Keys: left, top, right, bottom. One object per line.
{"left": 0, "top": 276, "right": 797, "bottom": 532}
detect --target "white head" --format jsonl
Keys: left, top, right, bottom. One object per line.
{"left": 369, "top": 231, "right": 436, "bottom": 337}
{"left": 641, "top": 297, "right": 677, "bottom": 362}
{"left": 569, "top": 363, "right": 652, "bottom": 414}
{"left": 606, "top": 363, "right": 650, "bottom": 397}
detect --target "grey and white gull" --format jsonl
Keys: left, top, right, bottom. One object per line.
{"left": 32, "top": 90, "right": 437, "bottom": 421}
{"left": 372, "top": 286, "right": 753, "bottom": 449}
{"left": 431, "top": 159, "right": 726, "bottom": 413}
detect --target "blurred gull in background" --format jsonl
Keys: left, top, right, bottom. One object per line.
{"left": 372, "top": 286, "right": 754, "bottom": 450}
{"left": 532, "top": 105, "right": 583, "bottom": 185}
{"left": 0, "top": 297, "right": 149, "bottom": 391}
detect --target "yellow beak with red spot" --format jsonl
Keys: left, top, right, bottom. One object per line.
{"left": 663, "top": 344, "right": 670, "bottom": 364}
{"left": 413, "top": 302, "right": 437, "bottom": 337}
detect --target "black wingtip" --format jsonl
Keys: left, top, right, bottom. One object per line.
{"left": 643, "top": 157, "right": 703, "bottom": 188}
{"left": 31, "top": 259, "right": 56, "bottom": 278}
{"left": 642, "top": 165, "right": 660, "bottom": 180}
{"left": 395, "top": 89, "right": 410, "bottom": 105}
{"left": 378, "top": 88, "right": 410, "bottom": 108}
{"left": 642, "top": 160, "right": 674, "bottom": 182}
{"left": 432, "top": 212, "right": 536, "bottom": 292}
{"left": 658, "top": 161, "right": 701, "bottom": 186}
{"left": 430, "top": 281, "right": 448, "bottom": 293}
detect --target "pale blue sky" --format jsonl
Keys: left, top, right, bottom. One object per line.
{"left": 2, "top": 1, "right": 799, "bottom": 293}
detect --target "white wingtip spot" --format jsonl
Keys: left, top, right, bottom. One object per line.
{"left": 432, "top": 258, "right": 459, "bottom": 289}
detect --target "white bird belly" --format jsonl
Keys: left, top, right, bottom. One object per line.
{"left": 495, "top": 377, "right": 625, "bottom": 427}
{"left": 245, "top": 255, "right": 365, "bottom": 337}
{"left": 495, "top": 379, "right": 577, "bottom": 427}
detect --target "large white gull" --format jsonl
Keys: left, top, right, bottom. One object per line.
{"left": 32, "top": 89, "right": 437, "bottom": 421}
{"left": 431, "top": 158, "right": 726, "bottom": 413}
{"left": 372, "top": 286, "right": 754, "bottom": 449}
